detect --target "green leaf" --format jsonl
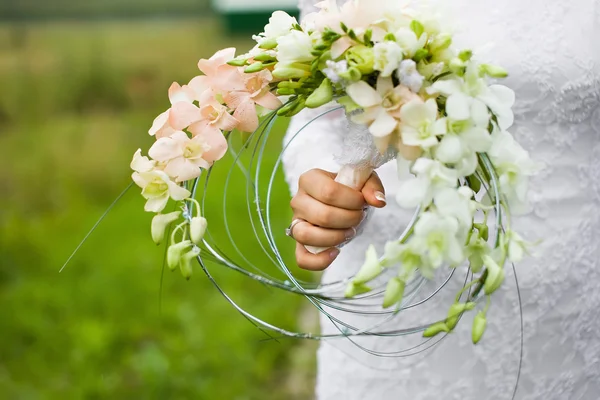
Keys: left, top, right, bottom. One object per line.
{"left": 410, "top": 20, "right": 425, "bottom": 39}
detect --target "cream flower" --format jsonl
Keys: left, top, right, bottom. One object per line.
{"left": 399, "top": 98, "right": 447, "bottom": 149}
{"left": 347, "top": 76, "right": 421, "bottom": 152}
{"left": 397, "top": 59, "right": 424, "bottom": 93}
{"left": 130, "top": 149, "right": 156, "bottom": 173}
{"left": 394, "top": 27, "right": 428, "bottom": 58}
{"left": 132, "top": 170, "right": 191, "bottom": 212}
{"left": 148, "top": 130, "right": 226, "bottom": 183}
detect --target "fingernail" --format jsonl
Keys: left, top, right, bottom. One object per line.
{"left": 344, "top": 227, "right": 357, "bottom": 240}
{"left": 375, "top": 191, "right": 386, "bottom": 203}
{"left": 329, "top": 248, "right": 340, "bottom": 260}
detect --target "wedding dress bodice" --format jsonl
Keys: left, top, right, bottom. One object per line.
{"left": 283, "top": 1, "right": 600, "bottom": 399}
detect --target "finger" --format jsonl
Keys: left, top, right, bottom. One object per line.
{"left": 299, "top": 169, "right": 365, "bottom": 210}
{"left": 295, "top": 242, "right": 340, "bottom": 271}
{"left": 361, "top": 171, "right": 386, "bottom": 208}
{"left": 291, "top": 194, "right": 364, "bottom": 229}
{"left": 291, "top": 219, "right": 356, "bottom": 247}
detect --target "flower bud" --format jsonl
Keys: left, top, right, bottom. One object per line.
{"left": 151, "top": 211, "right": 181, "bottom": 245}
{"left": 244, "top": 62, "right": 265, "bottom": 73}
{"left": 167, "top": 240, "right": 193, "bottom": 271}
{"left": 458, "top": 50, "right": 473, "bottom": 62}
{"left": 305, "top": 78, "right": 333, "bottom": 108}
{"left": 344, "top": 281, "right": 372, "bottom": 298}
{"left": 258, "top": 38, "right": 278, "bottom": 50}
{"left": 480, "top": 64, "right": 508, "bottom": 78}
{"left": 190, "top": 216, "right": 208, "bottom": 245}
{"left": 450, "top": 58, "right": 466, "bottom": 75}
{"left": 345, "top": 45, "right": 375, "bottom": 75}
{"left": 179, "top": 247, "right": 200, "bottom": 280}
{"left": 483, "top": 255, "right": 505, "bottom": 295}
{"left": 446, "top": 302, "right": 476, "bottom": 330}
{"left": 273, "top": 63, "right": 311, "bottom": 79}
{"left": 227, "top": 58, "right": 248, "bottom": 67}
{"left": 410, "top": 20, "right": 425, "bottom": 39}
{"left": 472, "top": 311, "right": 487, "bottom": 344}
{"left": 353, "top": 245, "right": 382, "bottom": 284}
{"left": 423, "top": 321, "right": 450, "bottom": 338}
{"left": 338, "top": 66, "right": 362, "bottom": 82}
{"left": 429, "top": 34, "right": 452, "bottom": 53}
{"left": 252, "top": 52, "right": 276, "bottom": 62}
{"left": 473, "top": 223, "right": 489, "bottom": 241}
{"left": 382, "top": 277, "right": 406, "bottom": 308}
{"left": 412, "top": 48, "right": 430, "bottom": 63}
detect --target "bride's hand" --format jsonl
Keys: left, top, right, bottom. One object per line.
{"left": 290, "top": 168, "right": 386, "bottom": 271}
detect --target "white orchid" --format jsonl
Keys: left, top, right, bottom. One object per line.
{"left": 383, "top": 239, "right": 428, "bottom": 279}
{"left": 397, "top": 59, "right": 424, "bottom": 93}
{"left": 414, "top": 211, "right": 465, "bottom": 270}
{"left": 487, "top": 130, "right": 542, "bottom": 209}
{"left": 433, "top": 187, "right": 475, "bottom": 232}
{"left": 132, "top": 170, "right": 191, "bottom": 213}
{"left": 429, "top": 63, "right": 515, "bottom": 130}
{"left": 399, "top": 98, "right": 447, "bottom": 149}
{"left": 373, "top": 41, "right": 404, "bottom": 78}
{"left": 396, "top": 158, "right": 458, "bottom": 208}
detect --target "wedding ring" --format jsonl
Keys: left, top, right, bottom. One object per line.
{"left": 285, "top": 218, "right": 304, "bottom": 240}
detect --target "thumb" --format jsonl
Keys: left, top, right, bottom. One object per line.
{"left": 361, "top": 172, "right": 386, "bottom": 208}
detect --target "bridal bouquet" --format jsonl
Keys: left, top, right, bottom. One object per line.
{"left": 131, "top": 0, "right": 538, "bottom": 344}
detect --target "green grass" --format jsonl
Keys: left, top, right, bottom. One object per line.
{"left": 0, "top": 18, "right": 317, "bottom": 399}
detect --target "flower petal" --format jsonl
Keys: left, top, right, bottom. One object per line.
{"left": 233, "top": 99, "right": 259, "bottom": 133}
{"left": 397, "top": 177, "right": 430, "bottom": 208}
{"left": 169, "top": 102, "right": 202, "bottom": 130}
{"left": 436, "top": 134, "right": 463, "bottom": 163}
{"left": 369, "top": 109, "right": 398, "bottom": 137}
{"left": 446, "top": 92, "right": 471, "bottom": 120}
{"left": 376, "top": 75, "right": 394, "bottom": 97}
{"left": 168, "top": 181, "right": 192, "bottom": 200}
{"left": 149, "top": 136, "right": 184, "bottom": 162}
{"left": 145, "top": 194, "right": 169, "bottom": 213}
{"left": 347, "top": 81, "right": 382, "bottom": 108}
{"left": 331, "top": 37, "right": 352, "bottom": 59}
{"left": 254, "top": 91, "right": 282, "bottom": 110}
{"left": 430, "top": 79, "right": 462, "bottom": 95}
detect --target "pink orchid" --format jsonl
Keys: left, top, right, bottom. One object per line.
{"left": 347, "top": 76, "right": 422, "bottom": 153}
{"left": 189, "top": 48, "right": 242, "bottom": 96}
{"left": 149, "top": 82, "right": 198, "bottom": 138}
{"left": 223, "top": 70, "right": 281, "bottom": 132}
{"left": 148, "top": 130, "right": 227, "bottom": 183}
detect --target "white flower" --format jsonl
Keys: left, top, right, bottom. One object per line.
{"left": 276, "top": 30, "right": 314, "bottom": 65}
{"left": 429, "top": 63, "right": 515, "bottom": 130}
{"left": 131, "top": 149, "right": 156, "bottom": 173}
{"left": 399, "top": 98, "right": 447, "bottom": 149}
{"left": 323, "top": 60, "right": 349, "bottom": 84}
{"left": 253, "top": 11, "right": 298, "bottom": 46}
{"left": 487, "top": 130, "right": 542, "bottom": 209}
{"left": 397, "top": 59, "right": 424, "bottom": 93}
{"left": 414, "top": 211, "right": 465, "bottom": 269}
{"left": 373, "top": 41, "right": 404, "bottom": 78}
{"left": 394, "top": 27, "right": 428, "bottom": 58}
{"left": 383, "top": 239, "right": 428, "bottom": 279}
{"left": 132, "top": 170, "right": 191, "bottom": 213}
{"left": 433, "top": 187, "right": 475, "bottom": 232}
{"left": 505, "top": 230, "right": 532, "bottom": 262}
{"left": 396, "top": 158, "right": 458, "bottom": 208}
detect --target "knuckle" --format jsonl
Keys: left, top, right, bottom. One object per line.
{"left": 314, "top": 208, "right": 333, "bottom": 227}
{"left": 319, "top": 183, "right": 337, "bottom": 203}
{"left": 293, "top": 225, "right": 309, "bottom": 243}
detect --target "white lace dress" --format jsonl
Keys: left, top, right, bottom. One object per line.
{"left": 283, "top": 0, "right": 600, "bottom": 399}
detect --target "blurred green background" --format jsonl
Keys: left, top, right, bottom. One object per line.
{"left": 0, "top": 0, "right": 317, "bottom": 398}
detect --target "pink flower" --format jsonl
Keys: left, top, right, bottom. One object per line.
{"left": 149, "top": 82, "right": 198, "bottom": 138}
{"left": 223, "top": 70, "right": 281, "bottom": 132}
{"left": 148, "top": 130, "right": 227, "bottom": 182}
{"left": 348, "top": 76, "right": 422, "bottom": 152}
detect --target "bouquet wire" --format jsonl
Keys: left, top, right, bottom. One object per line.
{"left": 130, "top": 0, "right": 539, "bottom": 345}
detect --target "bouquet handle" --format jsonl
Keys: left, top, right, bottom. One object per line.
{"left": 305, "top": 164, "right": 374, "bottom": 255}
